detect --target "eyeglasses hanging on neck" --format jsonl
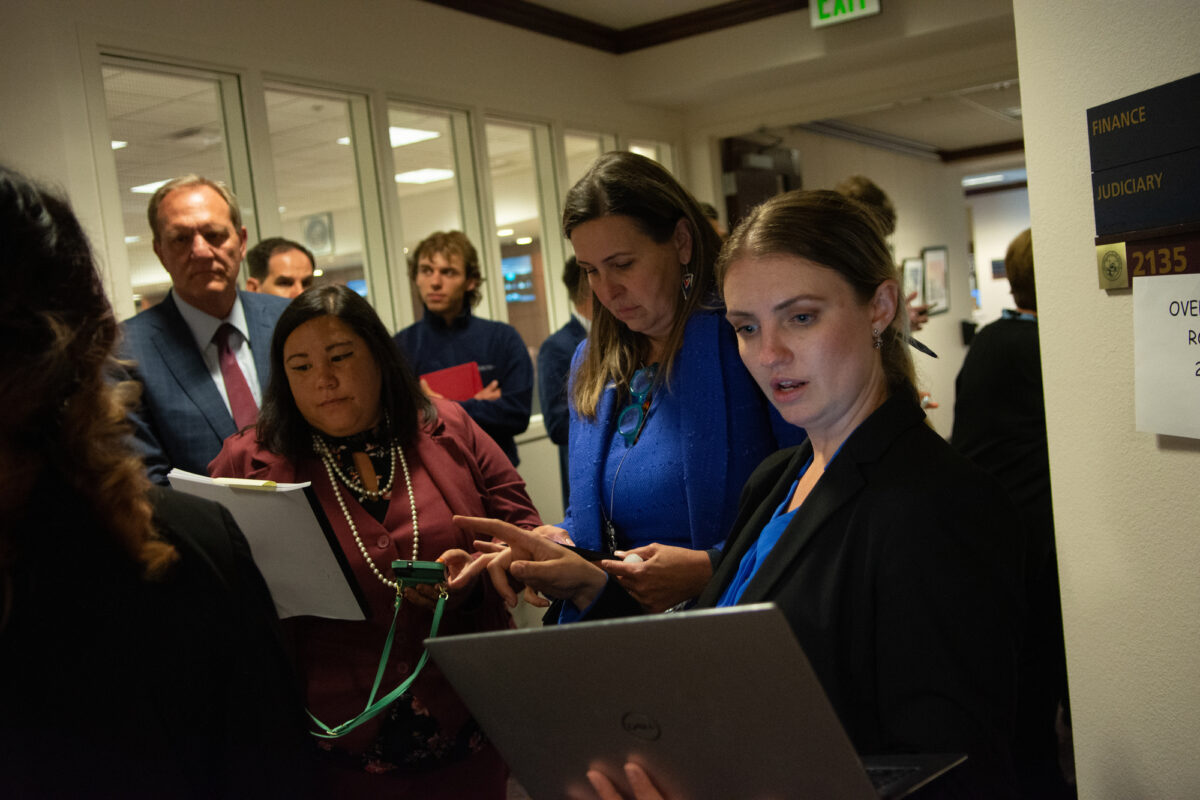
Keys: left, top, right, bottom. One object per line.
{"left": 616, "top": 364, "right": 657, "bottom": 446}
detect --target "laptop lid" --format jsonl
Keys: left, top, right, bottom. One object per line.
{"left": 426, "top": 603, "right": 960, "bottom": 800}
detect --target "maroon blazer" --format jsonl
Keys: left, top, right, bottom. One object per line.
{"left": 209, "top": 398, "right": 541, "bottom": 767}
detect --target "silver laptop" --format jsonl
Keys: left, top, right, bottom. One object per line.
{"left": 426, "top": 603, "right": 963, "bottom": 800}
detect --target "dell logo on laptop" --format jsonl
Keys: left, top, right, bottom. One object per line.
{"left": 621, "top": 712, "right": 661, "bottom": 741}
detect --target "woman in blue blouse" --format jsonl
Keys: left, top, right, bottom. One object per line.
{"left": 463, "top": 190, "right": 1024, "bottom": 798}
{"left": 548, "top": 151, "right": 800, "bottom": 612}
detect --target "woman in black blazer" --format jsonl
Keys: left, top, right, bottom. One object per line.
{"left": 461, "top": 190, "right": 1025, "bottom": 799}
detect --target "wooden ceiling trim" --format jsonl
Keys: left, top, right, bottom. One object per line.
{"left": 419, "top": 0, "right": 806, "bottom": 54}
{"left": 421, "top": 0, "right": 620, "bottom": 52}
{"left": 618, "top": 0, "right": 807, "bottom": 53}
{"left": 940, "top": 139, "right": 1026, "bottom": 162}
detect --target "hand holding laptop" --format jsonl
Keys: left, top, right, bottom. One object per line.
{"left": 589, "top": 763, "right": 667, "bottom": 800}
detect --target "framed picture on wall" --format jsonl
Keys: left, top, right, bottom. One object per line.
{"left": 902, "top": 257, "right": 925, "bottom": 306}
{"left": 922, "top": 246, "right": 949, "bottom": 315}
{"left": 302, "top": 212, "right": 335, "bottom": 257}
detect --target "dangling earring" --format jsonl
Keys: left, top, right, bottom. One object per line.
{"left": 872, "top": 328, "right": 883, "bottom": 350}
{"left": 681, "top": 271, "right": 694, "bottom": 299}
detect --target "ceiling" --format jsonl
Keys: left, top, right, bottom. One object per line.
{"left": 423, "top": 0, "right": 1025, "bottom": 161}
{"left": 108, "top": 1, "right": 1023, "bottom": 290}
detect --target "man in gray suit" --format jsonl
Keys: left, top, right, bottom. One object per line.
{"left": 122, "top": 175, "right": 288, "bottom": 484}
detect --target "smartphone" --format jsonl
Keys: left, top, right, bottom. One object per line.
{"left": 560, "top": 543, "right": 613, "bottom": 562}
{"left": 391, "top": 559, "right": 447, "bottom": 586}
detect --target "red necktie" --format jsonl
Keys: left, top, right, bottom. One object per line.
{"left": 214, "top": 323, "right": 258, "bottom": 429}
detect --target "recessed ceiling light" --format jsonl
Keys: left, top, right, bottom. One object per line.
{"left": 130, "top": 179, "right": 171, "bottom": 194}
{"left": 111, "top": 140, "right": 128, "bottom": 150}
{"left": 497, "top": 228, "right": 514, "bottom": 237}
{"left": 336, "top": 136, "right": 350, "bottom": 145}
{"left": 394, "top": 168, "right": 454, "bottom": 184}
{"left": 312, "top": 269, "right": 324, "bottom": 277}
{"left": 124, "top": 235, "right": 141, "bottom": 244}
{"left": 515, "top": 236, "right": 533, "bottom": 245}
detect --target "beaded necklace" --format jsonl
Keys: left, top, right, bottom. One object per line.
{"left": 312, "top": 433, "right": 397, "bottom": 501}
{"left": 314, "top": 432, "right": 419, "bottom": 593}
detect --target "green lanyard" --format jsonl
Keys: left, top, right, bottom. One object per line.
{"left": 307, "top": 582, "right": 448, "bottom": 739}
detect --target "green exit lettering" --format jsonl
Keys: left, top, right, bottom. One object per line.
{"left": 811, "top": 0, "right": 881, "bottom": 28}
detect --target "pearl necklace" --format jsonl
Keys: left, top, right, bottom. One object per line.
{"left": 312, "top": 433, "right": 397, "bottom": 502}
{"left": 317, "top": 440, "right": 419, "bottom": 592}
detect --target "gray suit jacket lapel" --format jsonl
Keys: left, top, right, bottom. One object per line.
{"left": 152, "top": 294, "right": 233, "bottom": 436}
{"left": 242, "top": 291, "right": 277, "bottom": 386}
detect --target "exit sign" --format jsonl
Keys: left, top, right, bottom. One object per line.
{"left": 810, "top": 0, "right": 880, "bottom": 28}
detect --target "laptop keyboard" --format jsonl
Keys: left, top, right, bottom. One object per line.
{"left": 865, "top": 764, "right": 921, "bottom": 793}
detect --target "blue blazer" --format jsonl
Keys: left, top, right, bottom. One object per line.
{"left": 121, "top": 290, "right": 288, "bottom": 483}
{"left": 562, "top": 311, "right": 804, "bottom": 552}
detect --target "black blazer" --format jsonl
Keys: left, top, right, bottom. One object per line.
{"left": 594, "top": 396, "right": 1025, "bottom": 798}
{"left": 1, "top": 482, "right": 315, "bottom": 798}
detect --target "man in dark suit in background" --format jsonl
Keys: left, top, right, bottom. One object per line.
{"left": 537, "top": 256, "right": 591, "bottom": 507}
{"left": 122, "top": 175, "right": 288, "bottom": 484}
{"left": 246, "top": 236, "right": 316, "bottom": 299}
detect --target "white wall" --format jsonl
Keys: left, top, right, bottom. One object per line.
{"left": 967, "top": 186, "right": 1031, "bottom": 326}
{"left": 1013, "top": 2, "right": 1200, "bottom": 797}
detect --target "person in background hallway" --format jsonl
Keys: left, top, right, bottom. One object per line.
{"left": 393, "top": 230, "right": 533, "bottom": 466}
{"left": 246, "top": 236, "right": 316, "bottom": 299}
{"left": 835, "top": 174, "right": 933, "bottom": 332}
{"left": 537, "top": 256, "right": 592, "bottom": 508}
{"left": 698, "top": 200, "right": 728, "bottom": 240}
{"left": 539, "top": 151, "right": 804, "bottom": 615}
{"left": 211, "top": 284, "right": 541, "bottom": 799}
{"left": 121, "top": 175, "right": 289, "bottom": 484}
{"left": 952, "top": 228, "right": 1074, "bottom": 799}
{"left": 0, "top": 165, "right": 313, "bottom": 798}
{"left": 462, "top": 189, "right": 1024, "bottom": 800}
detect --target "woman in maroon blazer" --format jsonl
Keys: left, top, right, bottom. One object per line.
{"left": 210, "top": 284, "right": 540, "bottom": 799}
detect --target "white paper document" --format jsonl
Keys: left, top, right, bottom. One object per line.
{"left": 1133, "top": 273, "right": 1200, "bottom": 439}
{"left": 167, "top": 469, "right": 366, "bottom": 620}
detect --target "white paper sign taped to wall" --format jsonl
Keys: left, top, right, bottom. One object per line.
{"left": 1134, "top": 272, "right": 1200, "bottom": 438}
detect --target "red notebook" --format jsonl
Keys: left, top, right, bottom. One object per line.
{"left": 420, "top": 361, "right": 483, "bottom": 401}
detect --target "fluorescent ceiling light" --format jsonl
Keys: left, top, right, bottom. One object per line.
{"left": 389, "top": 127, "right": 439, "bottom": 147}
{"left": 337, "top": 127, "right": 440, "bottom": 148}
{"left": 394, "top": 168, "right": 454, "bottom": 185}
{"left": 124, "top": 235, "right": 141, "bottom": 244}
{"left": 962, "top": 173, "right": 1005, "bottom": 187}
{"left": 130, "top": 179, "right": 171, "bottom": 194}
{"left": 111, "top": 140, "right": 128, "bottom": 150}
{"left": 497, "top": 228, "right": 514, "bottom": 237}
{"left": 515, "top": 236, "right": 533, "bottom": 245}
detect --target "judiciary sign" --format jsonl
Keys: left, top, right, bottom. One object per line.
{"left": 1088, "top": 71, "right": 1200, "bottom": 439}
